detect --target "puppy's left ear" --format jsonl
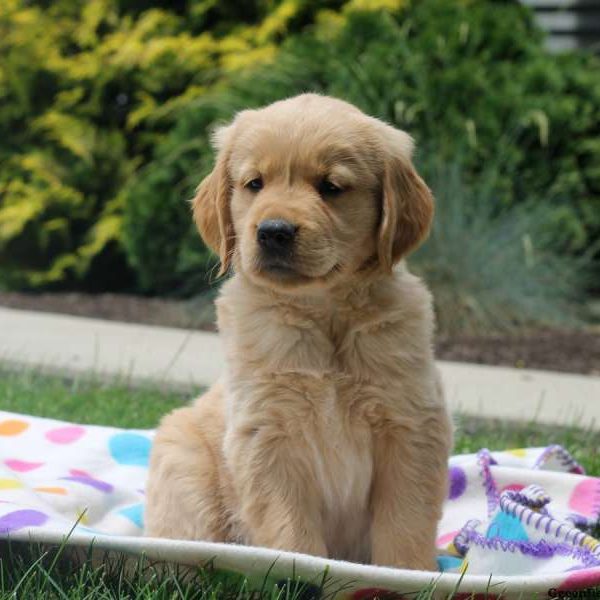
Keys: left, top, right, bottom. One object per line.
{"left": 376, "top": 125, "right": 434, "bottom": 272}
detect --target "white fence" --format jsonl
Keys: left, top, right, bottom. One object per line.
{"left": 522, "top": 0, "right": 600, "bottom": 51}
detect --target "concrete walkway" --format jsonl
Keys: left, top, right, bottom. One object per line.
{"left": 1, "top": 306, "right": 598, "bottom": 429}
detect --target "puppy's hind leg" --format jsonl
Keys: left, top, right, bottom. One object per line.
{"left": 145, "top": 393, "right": 231, "bottom": 542}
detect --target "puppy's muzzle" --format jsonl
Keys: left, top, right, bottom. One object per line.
{"left": 257, "top": 219, "right": 298, "bottom": 261}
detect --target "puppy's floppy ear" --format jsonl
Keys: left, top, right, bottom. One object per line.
{"left": 192, "top": 124, "right": 235, "bottom": 276}
{"left": 376, "top": 125, "right": 434, "bottom": 271}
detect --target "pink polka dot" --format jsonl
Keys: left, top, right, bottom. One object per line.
{"left": 436, "top": 530, "right": 459, "bottom": 547}
{"left": 568, "top": 477, "right": 600, "bottom": 517}
{"left": 69, "top": 468, "right": 91, "bottom": 477}
{"left": 60, "top": 473, "right": 113, "bottom": 493}
{"left": 560, "top": 566, "right": 600, "bottom": 590}
{"left": 45, "top": 426, "right": 85, "bottom": 444}
{"left": 500, "top": 483, "right": 525, "bottom": 494}
{"left": 4, "top": 459, "right": 44, "bottom": 473}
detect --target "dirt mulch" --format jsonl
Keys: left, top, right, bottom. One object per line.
{"left": 437, "top": 330, "right": 599, "bottom": 377}
{"left": 1, "top": 291, "right": 598, "bottom": 376}
{"left": 0, "top": 291, "right": 216, "bottom": 331}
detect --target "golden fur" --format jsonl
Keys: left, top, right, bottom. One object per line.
{"left": 145, "top": 94, "right": 452, "bottom": 571}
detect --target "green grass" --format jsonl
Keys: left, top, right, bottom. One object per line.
{"left": 0, "top": 369, "right": 195, "bottom": 430}
{"left": 0, "top": 368, "right": 598, "bottom": 598}
{"left": 0, "top": 542, "right": 340, "bottom": 600}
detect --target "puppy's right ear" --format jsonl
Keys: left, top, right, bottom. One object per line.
{"left": 192, "top": 124, "right": 235, "bottom": 276}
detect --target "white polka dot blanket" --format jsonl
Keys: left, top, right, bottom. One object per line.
{"left": 1, "top": 410, "right": 599, "bottom": 598}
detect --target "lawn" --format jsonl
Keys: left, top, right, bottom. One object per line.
{"left": 0, "top": 368, "right": 598, "bottom": 599}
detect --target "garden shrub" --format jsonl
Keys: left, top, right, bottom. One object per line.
{"left": 0, "top": 0, "right": 363, "bottom": 290}
{"left": 412, "top": 158, "right": 591, "bottom": 333}
{"left": 123, "top": 0, "right": 599, "bottom": 306}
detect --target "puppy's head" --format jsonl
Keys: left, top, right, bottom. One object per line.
{"left": 193, "top": 94, "right": 433, "bottom": 291}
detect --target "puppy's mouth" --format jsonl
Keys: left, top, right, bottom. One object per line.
{"left": 257, "top": 256, "right": 300, "bottom": 278}
{"left": 255, "top": 255, "right": 342, "bottom": 286}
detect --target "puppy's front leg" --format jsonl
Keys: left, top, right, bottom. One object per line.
{"left": 225, "top": 385, "right": 327, "bottom": 557}
{"left": 370, "top": 407, "right": 451, "bottom": 571}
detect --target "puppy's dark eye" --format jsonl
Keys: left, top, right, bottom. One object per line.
{"left": 246, "top": 178, "right": 263, "bottom": 191}
{"left": 318, "top": 179, "right": 343, "bottom": 198}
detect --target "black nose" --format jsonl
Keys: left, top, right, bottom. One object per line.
{"left": 257, "top": 219, "right": 297, "bottom": 253}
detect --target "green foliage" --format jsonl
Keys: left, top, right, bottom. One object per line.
{"left": 1, "top": 0, "right": 364, "bottom": 290}
{"left": 121, "top": 104, "right": 222, "bottom": 293}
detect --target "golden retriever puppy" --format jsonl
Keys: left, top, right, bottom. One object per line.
{"left": 145, "top": 94, "right": 452, "bottom": 571}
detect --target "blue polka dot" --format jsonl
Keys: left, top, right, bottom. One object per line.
{"left": 486, "top": 511, "right": 529, "bottom": 542}
{"left": 77, "top": 526, "right": 100, "bottom": 534}
{"left": 437, "top": 555, "right": 464, "bottom": 572}
{"left": 119, "top": 504, "right": 144, "bottom": 528}
{"left": 108, "top": 433, "right": 151, "bottom": 466}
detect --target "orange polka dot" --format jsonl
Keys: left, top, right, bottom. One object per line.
{"left": 0, "top": 420, "right": 29, "bottom": 436}
{"left": 34, "top": 486, "right": 67, "bottom": 495}
{"left": 0, "top": 479, "right": 22, "bottom": 490}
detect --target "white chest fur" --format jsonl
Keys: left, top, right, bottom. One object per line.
{"left": 312, "top": 383, "right": 374, "bottom": 562}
